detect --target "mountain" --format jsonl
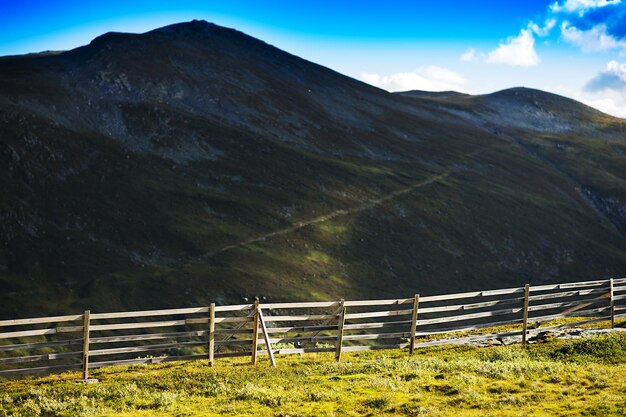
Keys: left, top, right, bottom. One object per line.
{"left": 1, "top": 20, "right": 625, "bottom": 318}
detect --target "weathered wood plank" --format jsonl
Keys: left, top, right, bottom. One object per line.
{"left": 90, "top": 331, "right": 207, "bottom": 344}
{"left": 89, "top": 320, "right": 187, "bottom": 332}
{"left": 343, "top": 332, "right": 409, "bottom": 341}
{"left": 343, "top": 320, "right": 413, "bottom": 331}
{"left": 522, "top": 284, "right": 529, "bottom": 345}
{"left": 0, "top": 339, "right": 83, "bottom": 352}
{"left": 0, "top": 326, "right": 83, "bottom": 340}
{"left": 0, "top": 350, "right": 81, "bottom": 364}
{"left": 215, "top": 317, "right": 253, "bottom": 324}
{"left": 91, "top": 316, "right": 235, "bottom": 332}
{"left": 255, "top": 335, "right": 336, "bottom": 345}
{"left": 419, "top": 297, "right": 523, "bottom": 314}
{"left": 336, "top": 298, "right": 413, "bottom": 307}
{"left": 264, "top": 325, "right": 339, "bottom": 334}
{"left": 341, "top": 343, "right": 409, "bottom": 352}
{"left": 90, "top": 307, "right": 208, "bottom": 320}
{"left": 415, "top": 307, "right": 523, "bottom": 326}
{"left": 262, "top": 314, "right": 338, "bottom": 322}
{"left": 214, "top": 339, "right": 252, "bottom": 346}
{"left": 528, "top": 288, "right": 607, "bottom": 303}
{"left": 186, "top": 317, "right": 252, "bottom": 325}
{"left": 82, "top": 310, "right": 90, "bottom": 380}
{"left": 610, "top": 279, "right": 615, "bottom": 329}
{"left": 89, "top": 341, "right": 206, "bottom": 357}
{"left": 257, "top": 347, "right": 335, "bottom": 355}
{"left": 481, "top": 288, "right": 526, "bottom": 297}
{"left": 343, "top": 299, "right": 413, "bottom": 307}
{"left": 251, "top": 300, "right": 260, "bottom": 365}
{"left": 0, "top": 314, "right": 83, "bottom": 327}
{"left": 530, "top": 280, "right": 609, "bottom": 292}
{"left": 419, "top": 287, "right": 524, "bottom": 303}
{"left": 335, "top": 306, "right": 346, "bottom": 362}
{"left": 262, "top": 301, "right": 342, "bottom": 309}
{"left": 257, "top": 308, "right": 276, "bottom": 367}
{"left": 214, "top": 328, "right": 253, "bottom": 335}
{"left": 208, "top": 303, "right": 215, "bottom": 366}
{"left": 213, "top": 304, "right": 254, "bottom": 313}
{"left": 344, "top": 309, "right": 413, "bottom": 320}
{"left": 409, "top": 294, "right": 419, "bottom": 355}
{"left": 184, "top": 318, "right": 208, "bottom": 325}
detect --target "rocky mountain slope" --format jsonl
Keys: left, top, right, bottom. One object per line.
{"left": 1, "top": 20, "right": 625, "bottom": 318}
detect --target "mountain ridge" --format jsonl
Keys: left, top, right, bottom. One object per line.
{"left": 1, "top": 20, "right": 621, "bottom": 122}
{"left": 1, "top": 21, "right": 625, "bottom": 318}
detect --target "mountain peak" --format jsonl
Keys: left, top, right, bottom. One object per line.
{"left": 395, "top": 90, "right": 468, "bottom": 99}
{"left": 88, "top": 20, "right": 219, "bottom": 46}
{"left": 486, "top": 86, "right": 561, "bottom": 100}
{"left": 483, "top": 86, "right": 603, "bottom": 117}
{"left": 148, "top": 19, "right": 218, "bottom": 34}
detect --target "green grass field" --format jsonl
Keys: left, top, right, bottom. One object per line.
{"left": 1, "top": 333, "right": 625, "bottom": 416}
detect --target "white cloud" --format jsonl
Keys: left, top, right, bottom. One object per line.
{"left": 460, "top": 48, "right": 476, "bottom": 61}
{"left": 577, "top": 88, "right": 626, "bottom": 117}
{"left": 528, "top": 19, "right": 557, "bottom": 36}
{"left": 585, "top": 60, "right": 626, "bottom": 91}
{"left": 607, "top": 60, "right": 626, "bottom": 78}
{"left": 485, "top": 29, "right": 540, "bottom": 67}
{"left": 554, "top": 61, "right": 626, "bottom": 118}
{"left": 361, "top": 72, "right": 381, "bottom": 86}
{"left": 466, "top": 19, "right": 550, "bottom": 69}
{"left": 361, "top": 66, "right": 467, "bottom": 92}
{"left": 550, "top": 0, "right": 620, "bottom": 15}
{"left": 561, "top": 22, "right": 626, "bottom": 52}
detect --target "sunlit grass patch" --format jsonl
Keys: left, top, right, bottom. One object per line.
{"left": 0, "top": 334, "right": 625, "bottom": 416}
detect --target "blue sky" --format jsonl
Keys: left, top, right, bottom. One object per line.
{"left": 2, "top": 0, "right": 626, "bottom": 117}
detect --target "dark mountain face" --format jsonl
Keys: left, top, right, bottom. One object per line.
{"left": 1, "top": 20, "right": 626, "bottom": 318}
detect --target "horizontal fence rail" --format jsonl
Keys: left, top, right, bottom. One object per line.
{"left": 0, "top": 278, "right": 624, "bottom": 379}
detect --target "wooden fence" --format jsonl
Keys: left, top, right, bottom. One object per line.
{"left": 0, "top": 278, "right": 625, "bottom": 379}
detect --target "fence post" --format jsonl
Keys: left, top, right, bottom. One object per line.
{"left": 409, "top": 294, "right": 420, "bottom": 355}
{"left": 82, "top": 310, "right": 90, "bottom": 380}
{"left": 522, "top": 284, "right": 530, "bottom": 345}
{"left": 610, "top": 278, "right": 615, "bottom": 329}
{"left": 208, "top": 303, "right": 215, "bottom": 366}
{"left": 251, "top": 299, "right": 260, "bottom": 365}
{"left": 335, "top": 300, "right": 346, "bottom": 362}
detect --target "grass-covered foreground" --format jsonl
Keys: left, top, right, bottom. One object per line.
{"left": 1, "top": 334, "right": 626, "bottom": 416}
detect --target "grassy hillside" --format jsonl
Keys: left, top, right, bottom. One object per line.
{"left": 1, "top": 334, "right": 626, "bottom": 416}
{"left": 1, "top": 21, "right": 626, "bottom": 318}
